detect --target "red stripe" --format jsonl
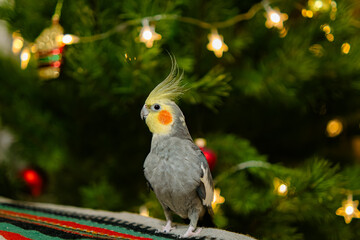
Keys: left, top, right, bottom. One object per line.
{"left": 0, "top": 209, "right": 152, "bottom": 240}
{"left": 0, "top": 230, "right": 32, "bottom": 240}
{"left": 1, "top": 214, "right": 108, "bottom": 239}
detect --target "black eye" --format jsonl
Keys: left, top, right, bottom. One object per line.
{"left": 152, "top": 104, "right": 161, "bottom": 111}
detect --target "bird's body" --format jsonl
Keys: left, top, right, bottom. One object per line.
{"left": 141, "top": 58, "right": 214, "bottom": 237}
{"left": 144, "top": 135, "right": 205, "bottom": 219}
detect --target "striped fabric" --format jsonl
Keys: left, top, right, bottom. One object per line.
{"left": 0, "top": 203, "right": 202, "bottom": 240}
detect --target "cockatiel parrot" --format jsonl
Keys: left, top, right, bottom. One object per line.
{"left": 140, "top": 58, "right": 214, "bottom": 238}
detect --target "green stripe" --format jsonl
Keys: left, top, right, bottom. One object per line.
{"left": 0, "top": 204, "right": 171, "bottom": 240}
{"left": 38, "top": 54, "right": 61, "bottom": 62}
{"left": 0, "top": 222, "right": 70, "bottom": 240}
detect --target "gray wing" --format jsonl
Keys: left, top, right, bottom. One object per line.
{"left": 192, "top": 144, "right": 214, "bottom": 209}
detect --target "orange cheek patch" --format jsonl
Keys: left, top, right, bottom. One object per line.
{"left": 158, "top": 110, "right": 173, "bottom": 125}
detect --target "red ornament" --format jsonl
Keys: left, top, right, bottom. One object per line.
{"left": 200, "top": 147, "right": 217, "bottom": 171}
{"left": 21, "top": 168, "right": 43, "bottom": 197}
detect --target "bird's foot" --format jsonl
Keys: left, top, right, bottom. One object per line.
{"left": 182, "top": 226, "right": 202, "bottom": 238}
{"left": 162, "top": 220, "right": 176, "bottom": 233}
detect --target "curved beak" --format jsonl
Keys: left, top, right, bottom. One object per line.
{"left": 140, "top": 104, "right": 149, "bottom": 120}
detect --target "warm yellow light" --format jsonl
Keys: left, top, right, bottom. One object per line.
{"left": 345, "top": 205, "right": 354, "bottom": 215}
{"left": 212, "top": 188, "right": 225, "bottom": 212}
{"left": 321, "top": 24, "right": 331, "bottom": 34}
{"left": 207, "top": 30, "right": 228, "bottom": 58}
{"left": 30, "top": 44, "right": 37, "bottom": 53}
{"left": 326, "top": 33, "right": 334, "bottom": 42}
{"left": 264, "top": 8, "right": 288, "bottom": 30}
{"left": 336, "top": 194, "right": 360, "bottom": 224}
{"left": 270, "top": 12, "right": 281, "bottom": 23}
{"left": 308, "top": 0, "right": 331, "bottom": 12}
{"left": 20, "top": 47, "right": 31, "bottom": 69}
{"left": 139, "top": 25, "right": 162, "bottom": 48}
{"left": 273, "top": 178, "right": 289, "bottom": 196}
{"left": 12, "top": 38, "right": 24, "bottom": 54}
{"left": 306, "top": 10, "right": 314, "bottom": 18}
{"left": 142, "top": 30, "right": 153, "bottom": 40}
{"left": 341, "top": 43, "right": 350, "bottom": 54}
{"left": 301, "top": 9, "right": 314, "bottom": 18}
{"left": 326, "top": 119, "right": 343, "bottom": 137}
{"left": 61, "top": 34, "right": 79, "bottom": 45}
{"left": 212, "top": 38, "right": 223, "bottom": 50}
{"left": 278, "top": 184, "right": 288, "bottom": 194}
{"left": 139, "top": 205, "right": 149, "bottom": 217}
{"left": 314, "top": 0, "right": 323, "bottom": 10}
{"left": 195, "top": 138, "right": 207, "bottom": 148}
{"left": 12, "top": 32, "right": 24, "bottom": 54}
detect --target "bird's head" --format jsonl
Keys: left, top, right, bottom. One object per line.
{"left": 140, "top": 57, "right": 186, "bottom": 135}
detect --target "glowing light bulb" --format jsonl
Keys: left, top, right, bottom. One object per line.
{"left": 212, "top": 188, "right": 225, "bottom": 212}
{"left": 278, "top": 184, "right": 288, "bottom": 194}
{"left": 142, "top": 30, "right": 153, "bottom": 40}
{"left": 61, "top": 34, "right": 79, "bottom": 45}
{"left": 207, "top": 30, "right": 228, "bottom": 58}
{"left": 212, "top": 38, "right": 223, "bottom": 50}
{"left": 341, "top": 43, "right": 350, "bottom": 54}
{"left": 12, "top": 38, "right": 24, "bottom": 54}
{"left": 139, "top": 205, "right": 149, "bottom": 217}
{"left": 273, "top": 178, "right": 289, "bottom": 196}
{"left": 270, "top": 12, "right": 281, "bottom": 23}
{"left": 195, "top": 138, "right": 207, "bottom": 148}
{"left": 264, "top": 7, "right": 288, "bottom": 30}
{"left": 314, "top": 0, "right": 323, "bottom": 10}
{"left": 63, "top": 34, "right": 73, "bottom": 44}
{"left": 139, "top": 24, "right": 162, "bottom": 48}
{"left": 345, "top": 205, "right": 354, "bottom": 215}
{"left": 321, "top": 25, "right": 331, "bottom": 34}
{"left": 20, "top": 47, "right": 31, "bottom": 69}
{"left": 336, "top": 194, "right": 360, "bottom": 224}
{"left": 326, "top": 119, "right": 343, "bottom": 137}
{"left": 302, "top": 9, "right": 314, "bottom": 18}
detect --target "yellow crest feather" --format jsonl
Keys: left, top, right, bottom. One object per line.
{"left": 145, "top": 56, "right": 185, "bottom": 105}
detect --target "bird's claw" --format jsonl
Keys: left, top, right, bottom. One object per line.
{"left": 182, "top": 226, "right": 202, "bottom": 238}
{"left": 162, "top": 220, "right": 176, "bottom": 233}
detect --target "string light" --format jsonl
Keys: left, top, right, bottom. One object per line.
{"left": 61, "top": 34, "right": 80, "bottom": 45}
{"left": 336, "top": 194, "right": 360, "bottom": 224}
{"left": 12, "top": 32, "right": 24, "bottom": 54}
{"left": 321, "top": 24, "right": 335, "bottom": 42}
{"left": 212, "top": 188, "right": 225, "bottom": 212}
{"left": 308, "top": 0, "right": 332, "bottom": 12}
{"left": 9, "top": 0, "right": 352, "bottom": 76}
{"left": 139, "top": 205, "right": 150, "bottom": 217}
{"left": 139, "top": 19, "right": 162, "bottom": 48}
{"left": 264, "top": 6, "right": 288, "bottom": 30}
{"left": 326, "top": 118, "right": 343, "bottom": 137}
{"left": 195, "top": 138, "right": 206, "bottom": 148}
{"left": 273, "top": 178, "right": 289, "bottom": 196}
{"left": 341, "top": 43, "right": 350, "bottom": 54}
{"left": 303, "top": 1, "right": 337, "bottom": 20}
{"left": 301, "top": 9, "right": 314, "bottom": 18}
{"left": 20, "top": 47, "right": 31, "bottom": 69}
{"left": 329, "top": 1, "right": 337, "bottom": 20}
{"left": 206, "top": 29, "right": 228, "bottom": 58}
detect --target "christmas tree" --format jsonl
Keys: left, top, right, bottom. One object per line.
{"left": 1, "top": 0, "right": 360, "bottom": 239}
